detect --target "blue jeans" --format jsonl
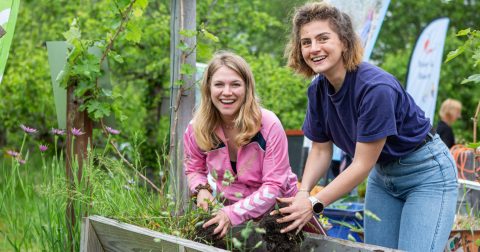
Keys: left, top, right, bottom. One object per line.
{"left": 364, "top": 135, "right": 458, "bottom": 252}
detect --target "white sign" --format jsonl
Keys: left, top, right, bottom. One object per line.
{"left": 406, "top": 18, "right": 450, "bottom": 124}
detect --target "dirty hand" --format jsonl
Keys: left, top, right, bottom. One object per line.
{"left": 197, "top": 189, "right": 215, "bottom": 211}
{"left": 203, "top": 210, "right": 231, "bottom": 238}
{"left": 274, "top": 194, "right": 313, "bottom": 234}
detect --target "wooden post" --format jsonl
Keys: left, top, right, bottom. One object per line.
{"left": 473, "top": 100, "right": 480, "bottom": 144}
{"left": 169, "top": 0, "right": 196, "bottom": 212}
{"left": 66, "top": 79, "right": 93, "bottom": 251}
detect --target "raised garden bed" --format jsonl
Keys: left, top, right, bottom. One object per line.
{"left": 81, "top": 215, "right": 401, "bottom": 252}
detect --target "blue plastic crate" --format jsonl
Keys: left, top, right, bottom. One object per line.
{"left": 323, "top": 202, "right": 364, "bottom": 242}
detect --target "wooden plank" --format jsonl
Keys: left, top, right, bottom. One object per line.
{"left": 230, "top": 225, "right": 401, "bottom": 252}
{"left": 80, "top": 218, "right": 104, "bottom": 252}
{"left": 169, "top": 0, "right": 196, "bottom": 213}
{"left": 302, "top": 233, "right": 402, "bottom": 252}
{"left": 459, "top": 179, "right": 480, "bottom": 191}
{"left": 84, "top": 215, "right": 227, "bottom": 252}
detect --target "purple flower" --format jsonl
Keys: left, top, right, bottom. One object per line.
{"left": 39, "top": 144, "right": 48, "bottom": 152}
{"left": 6, "top": 150, "right": 20, "bottom": 157}
{"left": 18, "top": 159, "right": 26, "bottom": 165}
{"left": 106, "top": 126, "right": 120, "bottom": 135}
{"left": 71, "top": 128, "right": 85, "bottom": 136}
{"left": 51, "top": 128, "right": 66, "bottom": 135}
{"left": 20, "top": 124, "right": 37, "bottom": 134}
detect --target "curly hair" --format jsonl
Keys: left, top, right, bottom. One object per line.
{"left": 285, "top": 2, "right": 363, "bottom": 78}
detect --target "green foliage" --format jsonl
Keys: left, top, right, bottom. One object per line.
{"left": 232, "top": 220, "right": 264, "bottom": 251}
{"left": 445, "top": 28, "right": 480, "bottom": 85}
{"left": 249, "top": 53, "right": 308, "bottom": 129}
{"left": 0, "top": 127, "right": 205, "bottom": 251}
{"left": 57, "top": 0, "right": 146, "bottom": 122}
{"left": 375, "top": 0, "right": 480, "bottom": 142}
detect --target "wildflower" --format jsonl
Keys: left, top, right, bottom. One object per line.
{"left": 18, "top": 159, "right": 26, "bottom": 164}
{"left": 20, "top": 124, "right": 37, "bottom": 134}
{"left": 39, "top": 144, "right": 48, "bottom": 152}
{"left": 51, "top": 128, "right": 66, "bottom": 135}
{"left": 6, "top": 150, "right": 20, "bottom": 157}
{"left": 127, "top": 178, "right": 135, "bottom": 185}
{"left": 105, "top": 126, "right": 120, "bottom": 135}
{"left": 71, "top": 128, "right": 85, "bottom": 136}
{"left": 123, "top": 185, "right": 132, "bottom": 191}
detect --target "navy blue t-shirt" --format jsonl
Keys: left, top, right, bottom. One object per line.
{"left": 302, "top": 62, "right": 431, "bottom": 164}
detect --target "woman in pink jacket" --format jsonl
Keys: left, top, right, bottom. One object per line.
{"left": 184, "top": 51, "right": 298, "bottom": 237}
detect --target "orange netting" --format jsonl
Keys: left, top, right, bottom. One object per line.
{"left": 450, "top": 144, "right": 480, "bottom": 181}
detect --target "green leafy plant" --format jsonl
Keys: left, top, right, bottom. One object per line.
{"left": 57, "top": 0, "right": 147, "bottom": 121}
{"left": 232, "top": 220, "right": 264, "bottom": 252}
{"left": 445, "top": 28, "right": 480, "bottom": 85}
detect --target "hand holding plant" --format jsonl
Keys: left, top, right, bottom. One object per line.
{"left": 196, "top": 189, "right": 215, "bottom": 211}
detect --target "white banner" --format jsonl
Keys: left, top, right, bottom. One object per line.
{"left": 328, "top": 0, "right": 390, "bottom": 61}
{"left": 406, "top": 18, "right": 450, "bottom": 125}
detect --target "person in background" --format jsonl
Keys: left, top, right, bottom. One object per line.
{"left": 275, "top": 2, "right": 458, "bottom": 252}
{"left": 437, "top": 98, "right": 462, "bottom": 148}
{"left": 183, "top": 51, "right": 298, "bottom": 238}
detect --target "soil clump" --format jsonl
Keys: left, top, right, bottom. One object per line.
{"left": 259, "top": 202, "right": 304, "bottom": 252}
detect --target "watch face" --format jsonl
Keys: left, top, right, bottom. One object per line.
{"left": 313, "top": 202, "right": 324, "bottom": 213}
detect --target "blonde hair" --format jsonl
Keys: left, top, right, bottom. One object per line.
{"left": 439, "top": 98, "right": 462, "bottom": 120}
{"left": 285, "top": 1, "right": 364, "bottom": 78}
{"left": 192, "top": 51, "right": 262, "bottom": 151}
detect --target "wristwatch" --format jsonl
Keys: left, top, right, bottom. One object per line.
{"left": 308, "top": 196, "right": 325, "bottom": 214}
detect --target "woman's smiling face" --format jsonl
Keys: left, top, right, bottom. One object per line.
{"left": 210, "top": 66, "right": 246, "bottom": 122}
{"left": 300, "top": 20, "right": 346, "bottom": 81}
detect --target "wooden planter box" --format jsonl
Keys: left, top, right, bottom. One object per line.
{"left": 80, "top": 215, "right": 227, "bottom": 252}
{"left": 81, "top": 215, "right": 400, "bottom": 252}
{"left": 446, "top": 229, "right": 480, "bottom": 252}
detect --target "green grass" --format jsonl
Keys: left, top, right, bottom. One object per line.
{"left": 0, "top": 132, "right": 208, "bottom": 251}
{"left": 0, "top": 130, "right": 274, "bottom": 251}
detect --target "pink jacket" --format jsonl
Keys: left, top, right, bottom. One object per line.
{"left": 184, "top": 108, "right": 298, "bottom": 226}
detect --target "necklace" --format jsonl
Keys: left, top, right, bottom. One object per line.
{"left": 223, "top": 123, "right": 236, "bottom": 130}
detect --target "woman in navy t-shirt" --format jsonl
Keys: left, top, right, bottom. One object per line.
{"left": 275, "top": 2, "right": 458, "bottom": 251}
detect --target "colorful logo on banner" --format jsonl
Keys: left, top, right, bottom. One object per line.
{"left": 0, "top": 0, "right": 20, "bottom": 85}
{"left": 328, "top": 0, "right": 390, "bottom": 61}
{"left": 406, "top": 18, "right": 450, "bottom": 124}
